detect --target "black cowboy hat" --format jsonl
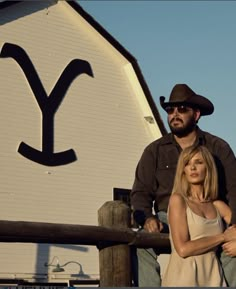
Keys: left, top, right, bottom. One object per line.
{"left": 160, "top": 84, "right": 214, "bottom": 116}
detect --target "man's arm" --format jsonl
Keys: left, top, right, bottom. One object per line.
{"left": 215, "top": 140, "right": 236, "bottom": 224}
{"left": 131, "top": 144, "right": 157, "bottom": 227}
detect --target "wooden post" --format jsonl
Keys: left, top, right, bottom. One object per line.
{"left": 98, "top": 200, "right": 132, "bottom": 287}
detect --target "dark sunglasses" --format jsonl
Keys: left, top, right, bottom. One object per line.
{"left": 165, "top": 105, "right": 192, "bottom": 115}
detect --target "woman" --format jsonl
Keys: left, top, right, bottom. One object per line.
{"left": 162, "top": 145, "right": 231, "bottom": 287}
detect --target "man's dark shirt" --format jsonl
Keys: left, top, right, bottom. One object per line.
{"left": 131, "top": 127, "right": 236, "bottom": 226}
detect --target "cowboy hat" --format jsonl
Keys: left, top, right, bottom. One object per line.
{"left": 160, "top": 84, "right": 214, "bottom": 116}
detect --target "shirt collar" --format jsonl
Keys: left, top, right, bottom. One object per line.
{"left": 195, "top": 127, "right": 206, "bottom": 146}
{"left": 160, "top": 126, "right": 206, "bottom": 146}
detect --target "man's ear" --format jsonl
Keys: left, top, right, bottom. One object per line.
{"left": 194, "top": 109, "right": 201, "bottom": 122}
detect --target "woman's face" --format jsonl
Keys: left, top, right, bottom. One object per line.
{"left": 184, "top": 152, "right": 207, "bottom": 185}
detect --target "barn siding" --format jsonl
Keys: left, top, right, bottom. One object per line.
{"left": 0, "top": 0, "right": 163, "bottom": 281}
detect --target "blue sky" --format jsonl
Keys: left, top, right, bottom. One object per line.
{"left": 79, "top": 1, "right": 236, "bottom": 154}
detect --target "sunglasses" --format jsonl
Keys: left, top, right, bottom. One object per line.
{"left": 165, "top": 105, "right": 193, "bottom": 115}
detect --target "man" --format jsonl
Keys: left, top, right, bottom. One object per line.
{"left": 131, "top": 83, "right": 236, "bottom": 287}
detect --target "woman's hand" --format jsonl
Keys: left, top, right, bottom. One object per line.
{"left": 224, "top": 225, "right": 236, "bottom": 242}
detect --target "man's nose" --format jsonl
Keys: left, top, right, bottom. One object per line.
{"left": 173, "top": 107, "right": 179, "bottom": 115}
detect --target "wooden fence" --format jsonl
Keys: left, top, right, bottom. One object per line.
{"left": 0, "top": 200, "right": 170, "bottom": 287}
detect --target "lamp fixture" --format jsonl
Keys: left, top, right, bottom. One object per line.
{"left": 44, "top": 256, "right": 61, "bottom": 271}
{"left": 52, "top": 264, "right": 65, "bottom": 272}
{"left": 44, "top": 257, "right": 85, "bottom": 275}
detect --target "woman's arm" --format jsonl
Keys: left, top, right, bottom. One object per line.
{"left": 213, "top": 200, "right": 236, "bottom": 256}
{"left": 213, "top": 200, "right": 232, "bottom": 225}
{"left": 169, "top": 193, "right": 225, "bottom": 258}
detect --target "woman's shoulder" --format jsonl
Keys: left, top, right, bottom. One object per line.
{"left": 213, "top": 199, "right": 227, "bottom": 209}
{"left": 169, "top": 193, "right": 186, "bottom": 208}
{"left": 168, "top": 193, "right": 187, "bottom": 219}
{"left": 213, "top": 199, "right": 232, "bottom": 223}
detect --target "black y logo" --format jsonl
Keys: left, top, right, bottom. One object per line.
{"left": 0, "top": 43, "right": 93, "bottom": 166}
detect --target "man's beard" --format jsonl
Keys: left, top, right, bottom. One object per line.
{"left": 168, "top": 115, "right": 196, "bottom": 137}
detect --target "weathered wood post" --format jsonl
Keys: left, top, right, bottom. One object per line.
{"left": 98, "top": 200, "right": 132, "bottom": 287}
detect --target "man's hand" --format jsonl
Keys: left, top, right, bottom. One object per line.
{"left": 143, "top": 216, "right": 163, "bottom": 233}
{"left": 222, "top": 241, "right": 236, "bottom": 257}
{"left": 222, "top": 225, "right": 236, "bottom": 257}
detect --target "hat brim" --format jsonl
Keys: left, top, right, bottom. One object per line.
{"left": 160, "top": 94, "right": 214, "bottom": 116}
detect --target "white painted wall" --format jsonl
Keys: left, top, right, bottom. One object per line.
{"left": 0, "top": 1, "right": 163, "bottom": 282}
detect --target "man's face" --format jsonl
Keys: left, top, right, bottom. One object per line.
{"left": 166, "top": 105, "right": 200, "bottom": 137}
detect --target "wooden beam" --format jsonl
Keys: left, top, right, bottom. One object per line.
{"left": 0, "top": 219, "right": 169, "bottom": 248}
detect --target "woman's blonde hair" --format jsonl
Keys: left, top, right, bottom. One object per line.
{"left": 172, "top": 145, "right": 218, "bottom": 201}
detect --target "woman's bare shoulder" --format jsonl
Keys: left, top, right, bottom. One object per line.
{"left": 213, "top": 199, "right": 231, "bottom": 221}
{"left": 169, "top": 193, "right": 186, "bottom": 208}
{"left": 213, "top": 199, "right": 228, "bottom": 209}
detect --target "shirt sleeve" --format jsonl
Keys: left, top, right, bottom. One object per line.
{"left": 215, "top": 140, "right": 236, "bottom": 224}
{"left": 130, "top": 144, "right": 157, "bottom": 226}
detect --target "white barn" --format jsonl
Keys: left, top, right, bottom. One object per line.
{"left": 0, "top": 0, "right": 166, "bottom": 285}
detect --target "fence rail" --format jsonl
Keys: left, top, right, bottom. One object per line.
{"left": 0, "top": 201, "right": 170, "bottom": 287}
{"left": 0, "top": 220, "right": 169, "bottom": 248}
